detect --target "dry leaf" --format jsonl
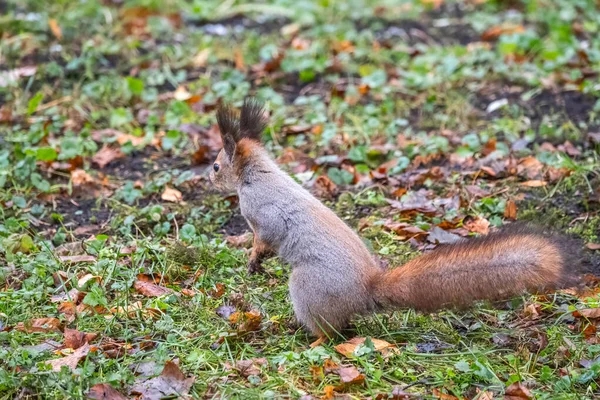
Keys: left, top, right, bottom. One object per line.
{"left": 432, "top": 388, "right": 460, "bottom": 400}
{"left": 130, "top": 360, "right": 195, "bottom": 400}
{"left": 482, "top": 24, "right": 525, "bottom": 41}
{"left": 520, "top": 180, "right": 547, "bottom": 187}
{"left": 0, "top": 66, "right": 37, "bottom": 87}
{"left": 337, "top": 365, "right": 365, "bottom": 385}
{"left": 504, "top": 200, "right": 517, "bottom": 220}
{"left": 15, "top": 318, "right": 61, "bottom": 333}
{"left": 133, "top": 280, "right": 174, "bottom": 297}
{"left": 586, "top": 243, "right": 600, "bottom": 251}
{"left": 464, "top": 217, "right": 490, "bottom": 235}
{"left": 78, "top": 273, "right": 101, "bottom": 288}
{"left": 504, "top": 382, "right": 533, "bottom": 400}
{"left": 48, "top": 18, "right": 63, "bottom": 40}
{"left": 334, "top": 337, "right": 398, "bottom": 357}
{"left": 573, "top": 308, "right": 600, "bottom": 319}
{"left": 71, "top": 169, "right": 96, "bottom": 186}
{"left": 193, "top": 48, "right": 211, "bottom": 67}
{"left": 225, "top": 232, "right": 253, "bottom": 248}
{"left": 45, "top": 342, "right": 91, "bottom": 372}
{"left": 313, "top": 175, "right": 338, "bottom": 199}
{"left": 87, "top": 383, "right": 128, "bottom": 400}
{"left": 64, "top": 328, "right": 98, "bottom": 350}
{"left": 59, "top": 255, "right": 97, "bottom": 264}
{"left": 92, "top": 146, "right": 124, "bottom": 168}
{"left": 229, "top": 309, "right": 262, "bottom": 333}
{"left": 161, "top": 186, "right": 183, "bottom": 203}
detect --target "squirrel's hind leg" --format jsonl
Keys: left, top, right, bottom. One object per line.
{"left": 247, "top": 233, "right": 274, "bottom": 274}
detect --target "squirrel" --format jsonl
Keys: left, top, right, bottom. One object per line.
{"left": 209, "top": 98, "right": 584, "bottom": 341}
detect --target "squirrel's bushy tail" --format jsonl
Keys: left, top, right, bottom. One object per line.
{"left": 371, "top": 224, "right": 584, "bottom": 311}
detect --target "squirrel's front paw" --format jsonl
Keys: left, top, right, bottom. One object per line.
{"left": 247, "top": 260, "right": 265, "bottom": 275}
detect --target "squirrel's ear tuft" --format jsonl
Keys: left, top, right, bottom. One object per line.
{"left": 240, "top": 98, "right": 267, "bottom": 141}
{"left": 216, "top": 103, "right": 240, "bottom": 157}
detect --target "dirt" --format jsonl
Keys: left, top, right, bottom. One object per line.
{"left": 474, "top": 83, "right": 600, "bottom": 139}
{"left": 99, "top": 147, "right": 189, "bottom": 182}
{"left": 219, "top": 212, "right": 250, "bottom": 236}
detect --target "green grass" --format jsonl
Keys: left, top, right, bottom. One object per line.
{"left": 1, "top": 0, "right": 600, "bottom": 398}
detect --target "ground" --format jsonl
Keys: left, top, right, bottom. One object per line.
{"left": 1, "top": 0, "right": 600, "bottom": 399}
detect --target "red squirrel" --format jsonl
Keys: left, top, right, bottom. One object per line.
{"left": 209, "top": 99, "right": 583, "bottom": 340}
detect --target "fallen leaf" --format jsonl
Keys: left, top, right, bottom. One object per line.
{"left": 520, "top": 180, "right": 547, "bottom": 187}
{"left": 229, "top": 309, "right": 262, "bottom": 333}
{"left": 161, "top": 186, "right": 183, "bottom": 203}
{"left": 133, "top": 280, "right": 174, "bottom": 297}
{"left": 432, "top": 388, "right": 460, "bottom": 400}
{"left": 23, "top": 340, "right": 64, "bottom": 354}
{"left": 504, "top": 200, "right": 517, "bottom": 220}
{"left": 130, "top": 360, "right": 195, "bottom": 400}
{"left": 334, "top": 337, "right": 398, "bottom": 357}
{"left": 215, "top": 305, "right": 236, "bottom": 320}
{"left": 234, "top": 358, "right": 267, "bottom": 378}
{"left": 573, "top": 308, "right": 600, "bottom": 319}
{"left": 427, "top": 226, "right": 462, "bottom": 245}
{"left": 92, "top": 146, "right": 124, "bottom": 168}
{"left": 15, "top": 318, "right": 61, "bottom": 333}
{"left": 517, "top": 156, "right": 544, "bottom": 180}
{"left": 482, "top": 24, "right": 525, "bottom": 41}
{"left": 225, "top": 232, "right": 253, "bottom": 248}
{"left": 464, "top": 217, "right": 490, "bottom": 235}
{"left": 71, "top": 169, "right": 96, "bottom": 186}
{"left": 78, "top": 273, "right": 102, "bottom": 288}
{"left": 477, "top": 388, "right": 494, "bottom": 400}
{"left": 48, "top": 18, "right": 62, "bottom": 39}
{"left": 50, "top": 288, "right": 85, "bottom": 303}
{"left": 64, "top": 328, "right": 98, "bottom": 350}
{"left": 193, "top": 48, "right": 211, "bottom": 67}
{"left": 59, "top": 255, "right": 97, "bottom": 264}
{"left": 313, "top": 175, "right": 338, "bottom": 199}
{"left": 45, "top": 342, "right": 91, "bottom": 372}
{"left": 0, "top": 66, "right": 37, "bottom": 88}
{"left": 87, "top": 383, "right": 128, "bottom": 400}
{"left": 337, "top": 365, "right": 365, "bottom": 385}
{"left": 504, "top": 382, "right": 533, "bottom": 400}
{"left": 587, "top": 243, "right": 600, "bottom": 251}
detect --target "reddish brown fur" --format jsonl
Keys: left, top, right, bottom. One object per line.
{"left": 371, "top": 226, "right": 580, "bottom": 311}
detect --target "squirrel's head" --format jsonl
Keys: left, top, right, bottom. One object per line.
{"left": 209, "top": 98, "right": 267, "bottom": 191}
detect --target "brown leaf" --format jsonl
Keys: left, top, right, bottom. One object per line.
{"left": 130, "top": 360, "right": 195, "bottom": 400}
{"left": 573, "top": 308, "right": 600, "bottom": 319}
{"left": 92, "top": 146, "right": 124, "bottom": 168}
{"left": 193, "top": 48, "right": 211, "bottom": 67}
{"left": 59, "top": 255, "right": 97, "bottom": 264}
{"left": 225, "top": 232, "right": 253, "bottom": 248}
{"left": 504, "top": 200, "right": 517, "bottom": 220}
{"left": 45, "top": 342, "right": 91, "bottom": 372}
{"left": 464, "top": 217, "right": 490, "bottom": 235}
{"left": 50, "top": 288, "right": 85, "bottom": 303}
{"left": 477, "top": 389, "right": 495, "bottom": 400}
{"left": 161, "top": 186, "right": 183, "bottom": 203}
{"left": 520, "top": 180, "right": 547, "bottom": 187}
{"left": 586, "top": 243, "right": 600, "bottom": 251}
{"left": 517, "top": 156, "right": 544, "bottom": 180}
{"left": 504, "top": 382, "right": 533, "bottom": 399}
{"left": 64, "top": 328, "right": 98, "bottom": 350}
{"left": 15, "top": 318, "right": 61, "bottom": 333}
{"left": 313, "top": 175, "right": 338, "bottom": 199}
{"left": 334, "top": 337, "right": 398, "bottom": 358}
{"left": 229, "top": 310, "right": 262, "bottom": 333}
{"left": 234, "top": 358, "right": 267, "bottom": 378}
{"left": 48, "top": 18, "right": 63, "bottom": 40}
{"left": 432, "top": 388, "right": 460, "bottom": 400}
{"left": 87, "top": 383, "right": 128, "bottom": 400}
{"left": 71, "top": 169, "right": 96, "bottom": 186}
{"left": 482, "top": 24, "right": 525, "bottom": 41}
{"left": 78, "top": 273, "right": 102, "bottom": 288}
{"left": 337, "top": 365, "right": 365, "bottom": 385}
{"left": 133, "top": 280, "right": 174, "bottom": 297}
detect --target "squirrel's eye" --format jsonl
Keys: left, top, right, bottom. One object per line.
{"left": 213, "top": 163, "right": 220, "bottom": 172}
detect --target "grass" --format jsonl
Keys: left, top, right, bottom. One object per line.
{"left": 1, "top": 0, "right": 600, "bottom": 398}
